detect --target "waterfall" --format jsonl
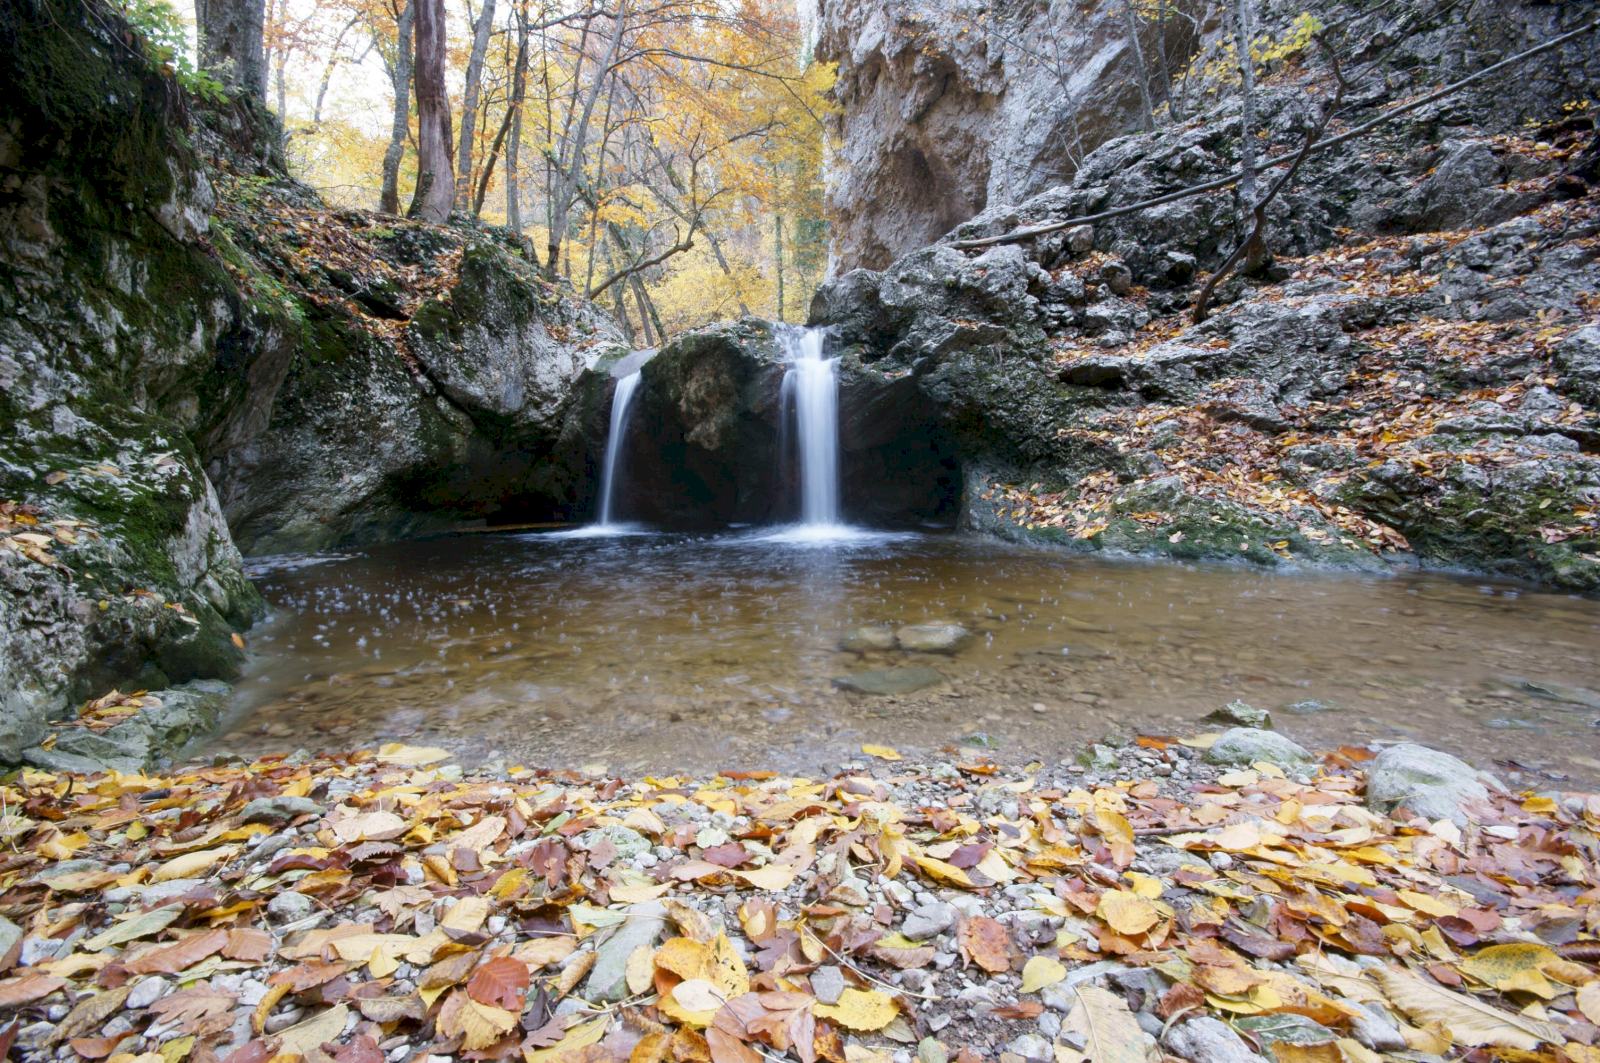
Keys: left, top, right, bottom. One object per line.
{"left": 780, "top": 327, "right": 843, "bottom": 528}
{"left": 596, "top": 370, "right": 641, "bottom": 526}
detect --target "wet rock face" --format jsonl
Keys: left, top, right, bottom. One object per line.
{"left": 817, "top": 0, "right": 1202, "bottom": 272}
{"left": 603, "top": 321, "right": 961, "bottom": 527}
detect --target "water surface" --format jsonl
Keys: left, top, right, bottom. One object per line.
{"left": 218, "top": 530, "right": 1600, "bottom": 785}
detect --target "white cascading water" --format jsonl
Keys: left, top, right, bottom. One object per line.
{"left": 595, "top": 370, "right": 641, "bottom": 526}
{"left": 781, "top": 327, "right": 843, "bottom": 530}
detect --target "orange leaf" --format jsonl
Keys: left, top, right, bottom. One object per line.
{"left": 126, "top": 929, "right": 230, "bottom": 975}
{"left": 957, "top": 916, "right": 1012, "bottom": 974}
{"left": 468, "top": 957, "right": 530, "bottom": 1010}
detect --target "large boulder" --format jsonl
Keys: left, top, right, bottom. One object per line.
{"left": 1364, "top": 744, "right": 1501, "bottom": 828}
{"left": 1204, "top": 728, "right": 1314, "bottom": 768}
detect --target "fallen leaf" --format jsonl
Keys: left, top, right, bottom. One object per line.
{"left": 1097, "top": 890, "right": 1159, "bottom": 936}
{"left": 0, "top": 973, "right": 67, "bottom": 1008}
{"left": 1053, "top": 986, "right": 1143, "bottom": 1063}
{"left": 126, "top": 929, "right": 230, "bottom": 976}
{"left": 1020, "top": 956, "right": 1066, "bottom": 994}
{"left": 468, "top": 957, "right": 530, "bottom": 1011}
{"left": 957, "top": 916, "right": 1011, "bottom": 974}
{"left": 1373, "top": 966, "right": 1559, "bottom": 1049}
{"left": 149, "top": 986, "right": 240, "bottom": 1029}
{"left": 273, "top": 1004, "right": 349, "bottom": 1059}
{"left": 813, "top": 988, "right": 897, "bottom": 1032}
{"left": 861, "top": 746, "right": 901, "bottom": 761}
{"left": 1577, "top": 982, "right": 1600, "bottom": 1026}
{"left": 375, "top": 743, "right": 451, "bottom": 766}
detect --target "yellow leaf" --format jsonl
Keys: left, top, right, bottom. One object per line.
{"left": 814, "top": 988, "right": 898, "bottom": 1031}
{"left": 1097, "top": 890, "right": 1159, "bottom": 936}
{"left": 525, "top": 1016, "right": 609, "bottom": 1063}
{"left": 1578, "top": 982, "right": 1600, "bottom": 1025}
{"left": 708, "top": 933, "right": 749, "bottom": 1000}
{"left": 861, "top": 745, "right": 901, "bottom": 761}
{"left": 375, "top": 743, "right": 451, "bottom": 767}
{"left": 512, "top": 937, "right": 575, "bottom": 969}
{"left": 458, "top": 999, "right": 518, "bottom": 1051}
{"left": 1455, "top": 943, "right": 1560, "bottom": 999}
{"left": 625, "top": 946, "right": 655, "bottom": 996}
{"left": 1052, "top": 986, "right": 1144, "bottom": 1063}
{"left": 610, "top": 882, "right": 674, "bottom": 904}
{"left": 274, "top": 1003, "right": 349, "bottom": 1058}
{"left": 1373, "top": 967, "right": 1559, "bottom": 1050}
{"left": 731, "top": 864, "right": 795, "bottom": 891}
{"left": 153, "top": 847, "right": 236, "bottom": 882}
{"left": 1020, "top": 955, "right": 1066, "bottom": 994}
{"left": 1396, "top": 890, "right": 1458, "bottom": 919}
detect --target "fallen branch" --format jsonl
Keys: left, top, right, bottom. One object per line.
{"left": 949, "top": 17, "right": 1600, "bottom": 252}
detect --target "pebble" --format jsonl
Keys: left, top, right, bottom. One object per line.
{"left": 126, "top": 977, "right": 170, "bottom": 1010}
{"left": 268, "top": 891, "right": 315, "bottom": 923}
{"left": 263, "top": 1007, "right": 305, "bottom": 1034}
{"left": 811, "top": 965, "right": 846, "bottom": 1005}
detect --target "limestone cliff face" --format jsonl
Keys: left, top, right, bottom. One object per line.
{"left": 0, "top": 0, "right": 625, "bottom": 766}
{"left": 817, "top": 0, "right": 1201, "bottom": 273}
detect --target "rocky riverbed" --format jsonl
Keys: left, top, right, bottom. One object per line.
{"left": 0, "top": 726, "right": 1594, "bottom": 1063}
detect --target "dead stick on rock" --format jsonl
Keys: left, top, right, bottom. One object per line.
{"left": 949, "top": 18, "right": 1600, "bottom": 253}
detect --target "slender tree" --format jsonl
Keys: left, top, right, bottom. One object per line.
{"left": 379, "top": 0, "right": 415, "bottom": 216}
{"left": 455, "top": 0, "right": 498, "bottom": 211}
{"left": 409, "top": 0, "right": 456, "bottom": 222}
{"left": 1121, "top": 0, "right": 1157, "bottom": 130}
{"left": 198, "top": 0, "right": 267, "bottom": 101}
{"left": 545, "top": 0, "right": 628, "bottom": 277}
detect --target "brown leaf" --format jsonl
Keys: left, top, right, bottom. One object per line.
{"left": 556, "top": 950, "right": 597, "bottom": 1000}
{"left": 705, "top": 1028, "right": 762, "bottom": 1063}
{"left": 270, "top": 961, "right": 348, "bottom": 993}
{"left": 357, "top": 994, "right": 427, "bottom": 1023}
{"left": 47, "top": 986, "right": 132, "bottom": 1045}
{"left": 420, "top": 951, "right": 480, "bottom": 991}
{"left": 149, "top": 985, "right": 240, "bottom": 1030}
{"left": 126, "top": 928, "right": 230, "bottom": 975}
{"left": 467, "top": 957, "right": 529, "bottom": 1011}
{"left": 221, "top": 1039, "right": 281, "bottom": 1063}
{"left": 991, "top": 1001, "right": 1043, "bottom": 1020}
{"left": 1155, "top": 983, "right": 1205, "bottom": 1020}
{"left": 868, "top": 942, "right": 934, "bottom": 970}
{"left": 332, "top": 1036, "right": 385, "bottom": 1063}
{"left": 957, "top": 916, "right": 1012, "bottom": 974}
{"left": 69, "top": 1032, "right": 135, "bottom": 1059}
{"left": 224, "top": 929, "right": 275, "bottom": 962}
{"left": 0, "top": 973, "right": 67, "bottom": 1008}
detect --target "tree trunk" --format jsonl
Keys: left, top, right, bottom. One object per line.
{"left": 1229, "top": 0, "right": 1265, "bottom": 268}
{"left": 1120, "top": 0, "right": 1156, "bottom": 130}
{"left": 1231, "top": 0, "right": 1258, "bottom": 212}
{"left": 774, "top": 214, "right": 785, "bottom": 322}
{"left": 455, "top": 0, "right": 497, "bottom": 212}
{"left": 545, "top": 0, "right": 627, "bottom": 277}
{"left": 506, "top": 5, "right": 529, "bottom": 232}
{"left": 630, "top": 274, "right": 656, "bottom": 346}
{"left": 198, "top": 0, "right": 266, "bottom": 101}
{"left": 409, "top": 0, "right": 456, "bottom": 223}
{"left": 379, "top": 0, "right": 414, "bottom": 216}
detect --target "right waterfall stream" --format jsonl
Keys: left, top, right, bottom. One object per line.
{"left": 779, "top": 326, "right": 845, "bottom": 532}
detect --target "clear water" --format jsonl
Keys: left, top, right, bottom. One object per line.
{"left": 219, "top": 531, "right": 1600, "bottom": 785}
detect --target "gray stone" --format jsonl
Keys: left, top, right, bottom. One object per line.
{"left": 1204, "top": 728, "right": 1313, "bottom": 768}
{"left": 1007, "top": 1035, "right": 1051, "bottom": 1062}
{"left": 895, "top": 624, "right": 973, "bottom": 654}
{"left": 1039, "top": 982, "right": 1079, "bottom": 1013}
{"left": 841, "top": 626, "right": 899, "bottom": 652}
{"left": 832, "top": 668, "right": 946, "bottom": 696}
{"left": 241, "top": 796, "right": 323, "bottom": 825}
{"left": 811, "top": 965, "right": 847, "bottom": 1005}
{"left": 1282, "top": 700, "right": 1340, "bottom": 715}
{"left": 126, "top": 977, "right": 171, "bottom": 1011}
{"left": 1076, "top": 744, "right": 1119, "bottom": 772}
{"left": 901, "top": 901, "right": 957, "bottom": 941}
{"left": 574, "top": 825, "right": 651, "bottom": 861}
{"left": 1163, "top": 1017, "right": 1269, "bottom": 1063}
{"left": 1204, "top": 701, "right": 1271, "bottom": 730}
{"left": 1350, "top": 1003, "right": 1407, "bottom": 1053}
{"left": 267, "top": 892, "right": 316, "bottom": 923}
{"left": 1364, "top": 744, "right": 1500, "bottom": 828}
{"left": 585, "top": 900, "right": 668, "bottom": 1002}
{"left": 0, "top": 914, "right": 22, "bottom": 963}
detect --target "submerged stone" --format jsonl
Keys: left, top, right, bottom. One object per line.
{"left": 831, "top": 668, "right": 946, "bottom": 695}
{"left": 1076, "top": 744, "right": 1119, "bottom": 771}
{"left": 1282, "top": 699, "right": 1340, "bottom": 715}
{"left": 895, "top": 623, "right": 974, "bottom": 654}
{"left": 841, "top": 626, "right": 899, "bottom": 652}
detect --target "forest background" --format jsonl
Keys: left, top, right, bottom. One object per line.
{"left": 130, "top": 0, "right": 835, "bottom": 343}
